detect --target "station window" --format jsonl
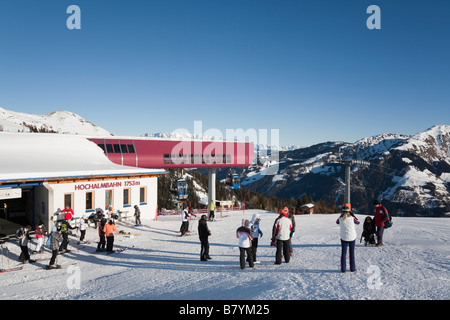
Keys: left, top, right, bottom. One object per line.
{"left": 64, "top": 193, "right": 73, "bottom": 209}
{"left": 164, "top": 154, "right": 170, "bottom": 164}
{"left": 105, "top": 189, "right": 113, "bottom": 209}
{"left": 113, "top": 144, "right": 121, "bottom": 153}
{"left": 86, "top": 191, "right": 94, "bottom": 211}
{"left": 97, "top": 144, "right": 105, "bottom": 152}
{"left": 106, "top": 144, "right": 113, "bottom": 153}
{"left": 123, "top": 188, "right": 131, "bottom": 207}
{"left": 139, "top": 187, "right": 147, "bottom": 204}
{"left": 127, "top": 144, "right": 135, "bottom": 153}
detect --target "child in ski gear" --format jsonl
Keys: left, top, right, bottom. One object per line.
{"left": 134, "top": 205, "right": 142, "bottom": 226}
{"left": 273, "top": 208, "right": 292, "bottom": 265}
{"left": 18, "top": 225, "right": 34, "bottom": 263}
{"left": 336, "top": 206, "right": 360, "bottom": 272}
{"left": 362, "top": 216, "right": 376, "bottom": 246}
{"left": 103, "top": 220, "right": 119, "bottom": 253}
{"left": 373, "top": 200, "right": 389, "bottom": 247}
{"left": 48, "top": 226, "right": 63, "bottom": 269}
{"left": 236, "top": 219, "right": 253, "bottom": 269}
{"left": 249, "top": 213, "right": 263, "bottom": 263}
{"left": 180, "top": 206, "right": 190, "bottom": 236}
{"left": 34, "top": 224, "right": 45, "bottom": 253}
{"left": 97, "top": 218, "right": 107, "bottom": 252}
{"left": 58, "top": 219, "right": 77, "bottom": 252}
{"left": 198, "top": 215, "right": 211, "bottom": 261}
{"left": 79, "top": 214, "right": 88, "bottom": 243}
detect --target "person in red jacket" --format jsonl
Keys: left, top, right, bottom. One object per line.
{"left": 373, "top": 200, "right": 389, "bottom": 247}
{"left": 61, "top": 206, "right": 74, "bottom": 220}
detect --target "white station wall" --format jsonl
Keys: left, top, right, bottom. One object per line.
{"left": 44, "top": 177, "right": 158, "bottom": 226}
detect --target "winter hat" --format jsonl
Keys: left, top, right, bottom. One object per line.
{"left": 373, "top": 200, "right": 380, "bottom": 206}
{"left": 342, "top": 205, "right": 351, "bottom": 213}
{"left": 242, "top": 219, "right": 250, "bottom": 227}
{"left": 51, "top": 226, "right": 57, "bottom": 232}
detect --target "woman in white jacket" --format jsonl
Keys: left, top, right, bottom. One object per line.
{"left": 336, "top": 206, "right": 360, "bottom": 272}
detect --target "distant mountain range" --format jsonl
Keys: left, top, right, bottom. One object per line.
{"left": 2, "top": 106, "right": 448, "bottom": 217}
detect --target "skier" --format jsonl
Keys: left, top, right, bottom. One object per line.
{"left": 361, "top": 216, "right": 376, "bottom": 246}
{"left": 134, "top": 205, "right": 142, "bottom": 226}
{"left": 79, "top": 214, "right": 88, "bottom": 243}
{"left": 336, "top": 206, "right": 360, "bottom": 273}
{"left": 103, "top": 220, "right": 119, "bottom": 253}
{"left": 33, "top": 223, "right": 45, "bottom": 254}
{"left": 180, "top": 206, "right": 190, "bottom": 236}
{"left": 17, "top": 225, "right": 35, "bottom": 263}
{"left": 236, "top": 219, "right": 254, "bottom": 269}
{"left": 96, "top": 218, "right": 107, "bottom": 252}
{"left": 47, "top": 226, "right": 63, "bottom": 269}
{"left": 58, "top": 219, "right": 77, "bottom": 252}
{"left": 373, "top": 200, "right": 389, "bottom": 247}
{"left": 273, "top": 208, "right": 292, "bottom": 265}
{"left": 249, "top": 213, "right": 263, "bottom": 263}
{"left": 198, "top": 215, "right": 211, "bottom": 261}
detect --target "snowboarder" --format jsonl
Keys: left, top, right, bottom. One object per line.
{"left": 273, "top": 208, "right": 292, "bottom": 265}
{"left": 103, "top": 220, "right": 119, "bottom": 253}
{"left": 361, "top": 216, "right": 376, "bottom": 246}
{"left": 236, "top": 219, "right": 253, "bottom": 269}
{"left": 180, "top": 206, "right": 190, "bottom": 236}
{"left": 249, "top": 213, "right": 263, "bottom": 263}
{"left": 373, "top": 200, "right": 389, "bottom": 247}
{"left": 79, "top": 214, "right": 88, "bottom": 243}
{"left": 17, "top": 225, "right": 34, "bottom": 263}
{"left": 209, "top": 201, "right": 216, "bottom": 221}
{"left": 198, "top": 215, "right": 211, "bottom": 261}
{"left": 97, "top": 218, "right": 107, "bottom": 252}
{"left": 134, "top": 205, "right": 142, "bottom": 226}
{"left": 336, "top": 206, "right": 360, "bottom": 273}
{"left": 47, "top": 226, "right": 63, "bottom": 269}
{"left": 58, "top": 219, "right": 77, "bottom": 252}
{"left": 33, "top": 223, "right": 45, "bottom": 254}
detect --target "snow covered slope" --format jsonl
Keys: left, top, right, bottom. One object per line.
{"left": 0, "top": 107, "right": 113, "bottom": 136}
{"left": 0, "top": 210, "right": 448, "bottom": 300}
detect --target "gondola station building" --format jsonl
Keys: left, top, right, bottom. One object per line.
{"left": 0, "top": 133, "right": 165, "bottom": 234}
{"left": 0, "top": 132, "right": 254, "bottom": 235}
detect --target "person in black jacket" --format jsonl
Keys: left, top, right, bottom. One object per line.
{"left": 362, "top": 216, "right": 376, "bottom": 246}
{"left": 198, "top": 215, "right": 211, "bottom": 261}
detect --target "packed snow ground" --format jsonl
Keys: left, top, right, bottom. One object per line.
{"left": 0, "top": 210, "right": 449, "bottom": 300}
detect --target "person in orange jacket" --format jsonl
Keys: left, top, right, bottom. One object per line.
{"left": 103, "top": 220, "right": 119, "bottom": 253}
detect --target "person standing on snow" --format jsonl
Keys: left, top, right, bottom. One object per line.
{"left": 336, "top": 206, "right": 360, "bottom": 273}
{"left": 134, "top": 205, "right": 142, "bottom": 226}
{"left": 209, "top": 201, "right": 216, "bottom": 221}
{"left": 97, "top": 218, "right": 107, "bottom": 252}
{"left": 249, "top": 213, "right": 263, "bottom": 263}
{"left": 103, "top": 220, "right": 119, "bottom": 253}
{"left": 18, "top": 225, "right": 34, "bottom": 263}
{"left": 373, "top": 200, "right": 389, "bottom": 247}
{"left": 58, "top": 219, "right": 77, "bottom": 252}
{"left": 198, "top": 215, "right": 211, "bottom": 261}
{"left": 273, "top": 208, "right": 292, "bottom": 265}
{"left": 180, "top": 206, "right": 191, "bottom": 236}
{"left": 33, "top": 223, "right": 45, "bottom": 254}
{"left": 236, "top": 219, "right": 254, "bottom": 269}
{"left": 79, "top": 214, "right": 88, "bottom": 243}
{"left": 47, "top": 226, "right": 63, "bottom": 269}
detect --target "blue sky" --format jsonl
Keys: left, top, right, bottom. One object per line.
{"left": 0, "top": 0, "right": 449, "bottom": 146}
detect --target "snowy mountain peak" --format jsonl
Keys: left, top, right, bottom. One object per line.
{"left": 0, "top": 106, "right": 113, "bottom": 136}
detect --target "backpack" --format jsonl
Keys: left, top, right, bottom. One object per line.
{"left": 46, "top": 233, "right": 53, "bottom": 247}
{"left": 15, "top": 228, "right": 23, "bottom": 239}
{"left": 381, "top": 206, "right": 393, "bottom": 229}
